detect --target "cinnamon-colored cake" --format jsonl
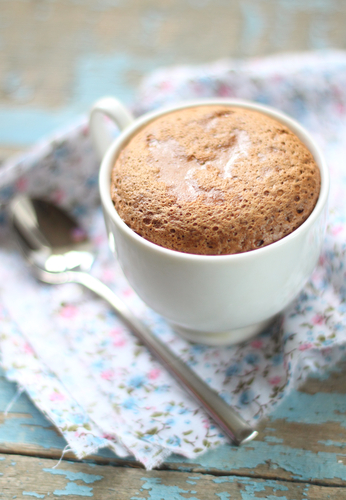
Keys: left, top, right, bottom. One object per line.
{"left": 111, "top": 105, "right": 321, "bottom": 255}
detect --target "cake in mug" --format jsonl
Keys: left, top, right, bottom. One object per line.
{"left": 111, "top": 105, "right": 321, "bottom": 255}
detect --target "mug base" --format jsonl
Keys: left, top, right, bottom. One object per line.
{"left": 172, "top": 318, "right": 275, "bottom": 346}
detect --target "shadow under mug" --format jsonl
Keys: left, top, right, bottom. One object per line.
{"left": 90, "top": 97, "right": 329, "bottom": 346}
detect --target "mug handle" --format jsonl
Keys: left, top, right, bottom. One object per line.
{"left": 89, "top": 97, "right": 134, "bottom": 160}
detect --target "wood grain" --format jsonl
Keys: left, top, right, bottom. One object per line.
{"left": 1, "top": 0, "right": 346, "bottom": 156}
{"left": 1, "top": 367, "right": 346, "bottom": 487}
{"left": 1, "top": 452, "right": 346, "bottom": 500}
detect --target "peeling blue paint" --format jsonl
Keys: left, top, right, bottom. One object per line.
{"left": 161, "top": 386, "right": 346, "bottom": 480}
{"left": 53, "top": 482, "right": 93, "bottom": 497}
{"left": 22, "top": 493, "right": 45, "bottom": 499}
{"left": 186, "top": 480, "right": 197, "bottom": 485}
{"left": 73, "top": 52, "right": 150, "bottom": 107}
{"left": 0, "top": 409, "right": 67, "bottom": 450}
{"left": 2, "top": 355, "right": 346, "bottom": 489}
{"left": 130, "top": 477, "right": 200, "bottom": 500}
{"left": 0, "top": 374, "right": 67, "bottom": 450}
{"left": 0, "top": 50, "right": 164, "bottom": 147}
{"left": 0, "top": 1, "right": 341, "bottom": 154}
{"left": 43, "top": 468, "right": 103, "bottom": 484}
{"left": 264, "top": 436, "right": 284, "bottom": 443}
{"left": 170, "top": 440, "right": 346, "bottom": 482}
{"left": 216, "top": 493, "right": 230, "bottom": 500}
{"left": 0, "top": 108, "right": 79, "bottom": 147}
{"left": 319, "top": 440, "right": 346, "bottom": 448}
{"left": 213, "top": 476, "right": 289, "bottom": 500}
{"left": 270, "top": 390, "right": 346, "bottom": 426}
{"left": 42, "top": 467, "right": 102, "bottom": 498}
{"left": 239, "top": 2, "right": 265, "bottom": 56}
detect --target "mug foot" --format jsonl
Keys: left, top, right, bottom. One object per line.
{"left": 172, "top": 318, "right": 275, "bottom": 346}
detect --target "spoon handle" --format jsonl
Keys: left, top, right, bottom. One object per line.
{"left": 66, "top": 270, "right": 257, "bottom": 446}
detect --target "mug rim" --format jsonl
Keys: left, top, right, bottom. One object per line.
{"left": 99, "top": 98, "right": 329, "bottom": 262}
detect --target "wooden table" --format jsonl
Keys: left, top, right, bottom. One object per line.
{"left": 1, "top": 365, "right": 346, "bottom": 498}
{"left": 1, "top": 0, "right": 346, "bottom": 162}
{"left": 1, "top": 1, "right": 346, "bottom": 498}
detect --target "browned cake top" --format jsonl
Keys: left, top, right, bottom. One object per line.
{"left": 111, "top": 105, "right": 321, "bottom": 255}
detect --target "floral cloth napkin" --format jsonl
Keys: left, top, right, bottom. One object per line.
{"left": 1, "top": 51, "right": 346, "bottom": 470}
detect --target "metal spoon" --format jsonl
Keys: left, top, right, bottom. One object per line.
{"left": 8, "top": 194, "right": 258, "bottom": 446}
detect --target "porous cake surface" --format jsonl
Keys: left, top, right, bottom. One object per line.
{"left": 111, "top": 105, "right": 321, "bottom": 255}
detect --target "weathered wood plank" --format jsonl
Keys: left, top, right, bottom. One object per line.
{"left": 1, "top": 452, "right": 346, "bottom": 500}
{"left": 166, "top": 371, "right": 346, "bottom": 485}
{"left": 2, "top": 0, "right": 346, "bottom": 107}
{"left": 1, "top": 367, "right": 346, "bottom": 485}
{"left": 1, "top": 0, "right": 346, "bottom": 153}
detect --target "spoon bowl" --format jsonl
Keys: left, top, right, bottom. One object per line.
{"left": 9, "top": 194, "right": 258, "bottom": 446}
{"left": 10, "top": 196, "right": 94, "bottom": 278}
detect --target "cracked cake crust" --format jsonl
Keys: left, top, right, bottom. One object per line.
{"left": 111, "top": 105, "right": 321, "bottom": 255}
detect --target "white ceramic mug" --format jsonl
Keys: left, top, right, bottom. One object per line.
{"left": 90, "top": 97, "right": 329, "bottom": 346}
